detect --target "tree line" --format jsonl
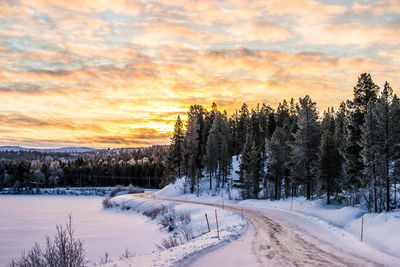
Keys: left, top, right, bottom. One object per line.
{"left": 0, "top": 146, "right": 167, "bottom": 191}
{"left": 164, "top": 73, "right": 400, "bottom": 212}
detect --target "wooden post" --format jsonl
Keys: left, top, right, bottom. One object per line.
{"left": 205, "top": 213, "right": 210, "bottom": 232}
{"left": 241, "top": 209, "right": 243, "bottom": 221}
{"left": 215, "top": 210, "right": 220, "bottom": 240}
{"left": 361, "top": 214, "right": 364, "bottom": 242}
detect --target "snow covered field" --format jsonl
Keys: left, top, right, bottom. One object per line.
{"left": 0, "top": 195, "right": 167, "bottom": 266}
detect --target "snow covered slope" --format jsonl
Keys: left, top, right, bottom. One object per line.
{"left": 102, "top": 195, "right": 246, "bottom": 267}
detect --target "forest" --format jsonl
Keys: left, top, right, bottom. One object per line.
{"left": 0, "top": 146, "right": 167, "bottom": 191}
{"left": 163, "top": 73, "right": 400, "bottom": 213}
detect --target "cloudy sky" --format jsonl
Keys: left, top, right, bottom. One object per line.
{"left": 1, "top": 0, "right": 399, "bottom": 148}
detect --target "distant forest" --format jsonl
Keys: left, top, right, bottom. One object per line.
{"left": 0, "top": 146, "right": 167, "bottom": 191}
{"left": 163, "top": 73, "right": 400, "bottom": 213}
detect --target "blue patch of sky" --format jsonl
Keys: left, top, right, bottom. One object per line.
{"left": 16, "top": 58, "right": 82, "bottom": 72}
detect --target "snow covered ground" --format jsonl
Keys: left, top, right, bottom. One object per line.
{"left": 102, "top": 195, "right": 246, "bottom": 267}
{"left": 150, "top": 157, "right": 400, "bottom": 261}
{"left": 100, "top": 156, "right": 400, "bottom": 266}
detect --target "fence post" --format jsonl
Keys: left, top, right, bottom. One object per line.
{"left": 205, "top": 213, "right": 210, "bottom": 232}
{"left": 241, "top": 208, "right": 243, "bottom": 221}
{"left": 215, "top": 210, "right": 220, "bottom": 240}
{"left": 361, "top": 214, "right": 364, "bottom": 242}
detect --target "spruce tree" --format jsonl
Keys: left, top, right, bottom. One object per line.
{"left": 374, "top": 82, "right": 393, "bottom": 211}
{"left": 184, "top": 105, "right": 204, "bottom": 193}
{"left": 360, "top": 101, "right": 379, "bottom": 212}
{"left": 239, "top": 134, "right": 263, "bottom": 199}
{"left": 204, "top": 113, "right": 221, "bottom": 189}
{"left": 390, "top": 95, "right": 400, "bottom": 205}
{"left": 343, "top": 73, "right": 379, "bottom": 205}
{"left": 237, "top": 103, "right": 250, "bottom": 153}
{"left": 317, "top": 109, "right": 341, "bottom": 204}
{"left": 290, "top": 95, "right": 320, "bottom": 200}
{"left": 161, "top": 116, "right": 184, "bottom": 186}
{"left": 266, "top": 124, "right": 291, "bottom": 200}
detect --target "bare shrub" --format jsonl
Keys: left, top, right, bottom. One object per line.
{"left": 8, "top": 215, "right": 86, "bottom": 267}
{"left": 109, "top": 186, "right": 124, "bottom": 198}
{"left": 98, "top": 252, "right": 111, "bottom": 265}
{"left": 127, "top": 184, "right": 144, "bottom": 194}
{"left": 178, "top": 212, "right": 191, "bottom": 225}
{"left": 119, "top": 248, "right": 134, "bottom": 259}
{"left": 178, "top": 224, "right": 194, "bottom": 242}
{"left": 142, "top": 205, "right": 168, "bottom": 220}
{"left": 102, "top": 197, "right": 113, "bottom": 208}
{"left": 156, "top": 237, "right": 181, "bottom": 250}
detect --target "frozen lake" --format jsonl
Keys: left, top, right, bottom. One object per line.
{"left": 0, "top": 195, "right": 166, "bottom": 265}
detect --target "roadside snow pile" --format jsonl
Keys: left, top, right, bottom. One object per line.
{"left": 102, "top": 195, "right": 246, "bottom": 267}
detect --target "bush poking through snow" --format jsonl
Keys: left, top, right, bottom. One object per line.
{"left": 178, "top": 211, "right": 191, "bottom": 225}
{"left": 156, "top": 236, "right": 181, "bottom": 250}
{"left": 178, "top": 223, "right": 194, "bottom": 242}
{"left": 142, "top": 205, "right": 169, "bottom": 220}
{"left": 102, "top": 197, "right": 113, "bottom": 208}
{"left": 120, "top": 248, "right": 134, "bottom": 260}
{"left": 127, "top": 184, "right": 144, "bottom": 194}
{"left": 8, "top": 215, "right": 86, "bottom": 267}
{"left": 109, "top": 186, "right": 124, "bottom": 198}
{"left": 98, "top": 252, "right": 111, "bottom": 265}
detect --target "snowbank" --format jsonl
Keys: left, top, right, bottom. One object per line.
{"left": 102, "top": 195, "right": 246, "bottom": 267}
{"left": 155, "top": 176, "right": 400, "bottom": 260}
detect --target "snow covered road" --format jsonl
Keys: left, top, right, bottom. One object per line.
{"left": 148, "top": 195, "right": 399, "bottom": 267}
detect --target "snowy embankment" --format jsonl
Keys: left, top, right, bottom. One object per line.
{"left": 102, "top": 194, "right": 246, "bottom": 267}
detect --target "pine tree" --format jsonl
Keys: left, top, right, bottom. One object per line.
{"left": 220, "top": 137, "right": 232, "bottom": 189}
{"left": 343, "top": 73, "right": 379, "bottom": 205}
{"left": 360, "top": 101, "right": 379, "bottom": 212}
{"left": 170, "top": 116, "right": 184, "bottom": 178}
{"left": 317, "top": 108, "right": 341, "bottom": 204}
{"left": 184, "top": 106, "right": 204, "bottom": 193}
{"left": 239, "top": 134, "right": 263, "bottom": 199}
{"left": 237, "top": 103, "right": 250, "bottom": 153}
{"left": 374, "top": 82, "right": 393, "bottom": 211}
{"left": 390, "top": 95, "right": 400, "bottom": 205}
{"left": 290, "top": 95, "right": 320, "bottom": 200}
{"left": 266, "top": 124, "right": 291, "bottom": 200}
{"left": 204, "top": 112, "right": 221, "bottom": 190}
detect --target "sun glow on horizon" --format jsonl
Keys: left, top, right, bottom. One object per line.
{"left": 1, "top": 0, "right": 399, "bottom": 148}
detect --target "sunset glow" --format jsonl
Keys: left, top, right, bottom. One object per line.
{"left": 1, "top": 0, "right": 399, "bottom": 148}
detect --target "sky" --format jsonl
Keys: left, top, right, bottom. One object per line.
{"left": 1, "top": 0, "right": 399, "bottom": 148}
